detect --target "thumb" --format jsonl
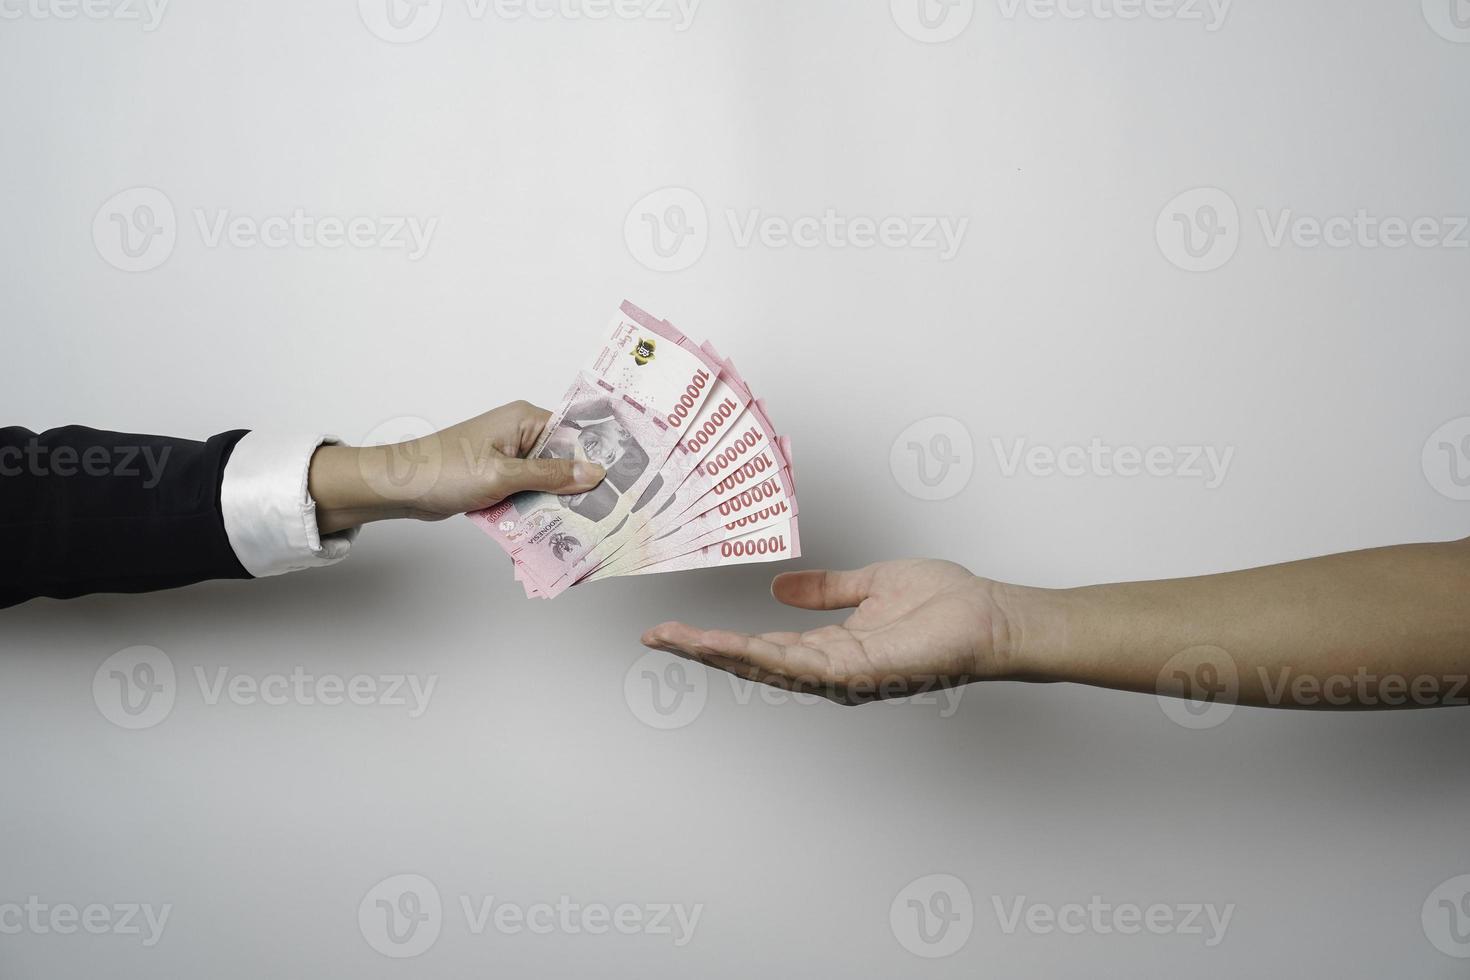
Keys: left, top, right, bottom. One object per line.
{"left": 495, "top": 456, "right": 605, "bottom": 496}
{"left": 771, "top": 567, "right": 876, "bottom": 610}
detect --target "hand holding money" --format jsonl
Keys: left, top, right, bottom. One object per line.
{"left": 309, "top": 401, "right": 607, "bottom": 534}
{"left": 467, "top": 301, "right": 801, "bottom": 597}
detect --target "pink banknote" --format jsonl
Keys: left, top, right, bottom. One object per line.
{"left": 609, "top": 518, "right": 801, "bottom": 579}
{"left": 467, "top": 373, "right": 671, "bottom": 593}
{"left": 471, "top": 301, "right": 800, "bottom": 596}
{"left": 575, "top": 359, "right": 751, "bottom": 579}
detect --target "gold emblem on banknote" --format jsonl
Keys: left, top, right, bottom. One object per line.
{"left": 631, "top": 337, "right": 656, "bottom": 365}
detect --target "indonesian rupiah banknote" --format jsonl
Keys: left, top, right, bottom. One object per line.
{"left": 469, "top": 301, "right": 800, "bottom": 596}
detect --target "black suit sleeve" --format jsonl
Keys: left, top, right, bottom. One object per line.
{"left": 0, "top": 426, "right": 254, "bottom": 609}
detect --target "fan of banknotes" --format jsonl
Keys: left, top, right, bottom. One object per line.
{"left": 469, "top": 301, "right": 800, "bottom": 598}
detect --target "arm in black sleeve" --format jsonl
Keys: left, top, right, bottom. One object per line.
{"left": 0, "top": 425, "right": 253, "bottom": 609}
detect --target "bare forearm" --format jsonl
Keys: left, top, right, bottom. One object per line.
{"left": 1005, "top": 538, "right": 1470, "bottom": 708}
{"left": 308, "top": 445, "right": 412, "bottom": 534}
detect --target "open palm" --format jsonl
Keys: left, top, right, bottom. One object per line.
{"left": 641, "top": 559, "right": 1009, "bottom": 704}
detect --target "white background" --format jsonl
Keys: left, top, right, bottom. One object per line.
{"left": 3, "top": 0, "right": 1469, "bottom": 975}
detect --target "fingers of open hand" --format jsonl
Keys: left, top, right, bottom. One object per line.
{"left": 684, "top": 650, "right": 796, "bottom": 692}
{"left": 642, "top": 623, "right": 829, "bottom": 681}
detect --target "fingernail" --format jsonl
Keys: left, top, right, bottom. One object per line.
{"left": 573, "top": 462, "right": 605, "bottom": 486}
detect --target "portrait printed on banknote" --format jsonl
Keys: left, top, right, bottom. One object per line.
{"left": 539, "top": 397, "right": 652, "bottom": 523}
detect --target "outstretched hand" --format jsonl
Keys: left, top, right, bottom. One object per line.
{"left": 641, "top": 559, "right": 1016, "bottom": 704}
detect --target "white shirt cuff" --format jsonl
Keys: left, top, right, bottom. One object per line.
{"left": 221, "top": 431, "right": 359, "bottom": 578}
